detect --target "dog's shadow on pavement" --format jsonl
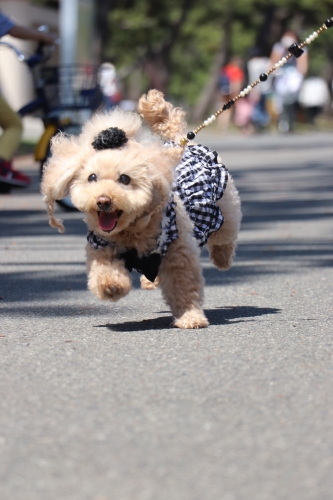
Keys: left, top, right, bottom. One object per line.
{"left": 96, "top": 305, "right": 280, "bottom": 332}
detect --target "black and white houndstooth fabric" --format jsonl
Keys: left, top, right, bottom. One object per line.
{"left": 87, "top": 230, "right": 114, "bottom": 250}
{"left": 153, "top": 193, "right": 178, "bottom": 255}
{"left": 172, "top": 143, "right": 228, "bottom": 247}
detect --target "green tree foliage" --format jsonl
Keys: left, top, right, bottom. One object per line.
{"left": 102, "top": 0, "right": 333, "bottom": 112}
{"left": 33, "top": 0, "right": 333, "bottom": 112}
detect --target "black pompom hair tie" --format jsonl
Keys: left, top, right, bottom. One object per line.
{"left": 92, "top": 127, "right": 128, "bottom": 151}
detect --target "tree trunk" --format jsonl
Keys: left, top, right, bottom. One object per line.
{"left": 144, "top": 57, "right": 170, "bottom": 94}
{"left": 143, "top": 0, "right": 195, "bottom": 94}
{"left": 96, "top": 0, "right": 116, "bottom": 62}
{"left": 191, "top": 20, "right": 232, "bottom": 122}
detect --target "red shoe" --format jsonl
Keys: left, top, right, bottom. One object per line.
{"left": 0, "top": 160, "right": 31, "bottom": 188}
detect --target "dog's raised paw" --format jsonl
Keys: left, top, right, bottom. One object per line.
{"left": 104, "top": 284, "right": 128, "bottom": 300}
{"left": 174, "top": 309, "right": 209, "bottom": 329}
{"left": 89, "top": 274, "right": 132, "bottom": 302}
{"left": 102, "top": 277, "right": 132, "bottom": 301}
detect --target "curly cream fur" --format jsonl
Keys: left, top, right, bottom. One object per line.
{"left": 41, "top": 91, "right": 241, "bottom": 329}
{"left": 138, "top": 89, "right": 187, "bottom": 142}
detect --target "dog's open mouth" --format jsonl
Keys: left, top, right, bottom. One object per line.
{"left": 98, "top": 210, "right": 123, "bottom": 232}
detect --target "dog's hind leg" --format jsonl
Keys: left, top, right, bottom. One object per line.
{"left": 208, "top": 240, "right": 237, "bottom": 270}
{"left": 140, "top": 275, "right": 159, "bottom": 290}
{"left": 207, "top": 174, "right": 242, "bottom": 270}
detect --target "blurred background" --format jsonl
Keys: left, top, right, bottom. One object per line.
{"left": 1, "top": 0, "right": 333, "bottom": 139}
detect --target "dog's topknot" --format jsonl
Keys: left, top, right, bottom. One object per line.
{"left": 92, "top": 127, "right": 128, "bottom": 151}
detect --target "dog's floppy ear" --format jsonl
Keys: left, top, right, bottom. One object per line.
{"left": 41, "top": 132, "right": 82, "bottom": 233}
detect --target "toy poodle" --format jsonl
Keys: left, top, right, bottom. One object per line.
{"left": 41, "top": 90, "right": 241, "bottom": 329}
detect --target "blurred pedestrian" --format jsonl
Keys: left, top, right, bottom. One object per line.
{"left": 270, "top": 30, "right": 308, "bottom": 133}
{"left": 98, "top": 62, "right": 122, "bottom": 111}
{"left": 0, "top": 9, "right": 56, "bottom": 193}
{"left": 298, "top": 76, "right": 330, "bottom": 125}
{"left": 246, "top": 48, "right": 271, "bottom": 131}
{"left": 233, "top": 97, "right": 254, "bottom": 134}
{"left": 218, "top": 56, "right": 244, "bottom": 132}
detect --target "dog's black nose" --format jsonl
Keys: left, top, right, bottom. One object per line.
{"left": 97, "top": 196, "right": 112, "bottom": 211}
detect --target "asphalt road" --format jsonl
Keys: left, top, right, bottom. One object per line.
{"left": 0, "top": 130, "right": 332, "bottom": 500}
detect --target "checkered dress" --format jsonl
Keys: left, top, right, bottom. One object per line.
{"left": 172, "top": 143, "right": 228, "bottom": 247}
{"left": 87, "top": 230, "right": 114, "bottom": 250}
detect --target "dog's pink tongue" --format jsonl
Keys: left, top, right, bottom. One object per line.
{"left": 98, "top": 211, "right": 118, "bottom": 231}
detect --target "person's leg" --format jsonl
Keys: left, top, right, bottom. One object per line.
{"left": 287, "top": 102, "right": 296, "bottom": 132}
{"left": 278, "top": 102, "right": 291, "bottom": 133}
{"left": 0, "top": 96, "right": 31, "bottom": 190}
{"left": 0, "top": 96, "right": 23, "bottom": 160}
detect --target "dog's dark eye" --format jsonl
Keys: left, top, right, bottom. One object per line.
{"left": 119, "top": 174, "right": 131, "bottom": 185}
{"left": 88, "top": 173, "right": 97, "bottom": 183}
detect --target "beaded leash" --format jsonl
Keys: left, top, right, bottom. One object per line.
{"left": 179, "top": 17, "right": 333, "bottom": 146}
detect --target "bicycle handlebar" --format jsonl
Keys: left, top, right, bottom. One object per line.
{"left": 0, "top": 37, "right": 56, "bottom": 67}
{"left": 27, "top": 43, "right": 55, "bottom": 67}
{"left": 0, "top": 40, "right": 25, "bottom": 61}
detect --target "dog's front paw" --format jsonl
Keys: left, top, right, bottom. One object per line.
{"left": 174, "top": 309, "right": 209, "bottom": 329}
{"left": 103, "top": 280, "right": 131, "bottom": 301}
{"left": 89, "top": 273, "right": 132, "bottom": 302}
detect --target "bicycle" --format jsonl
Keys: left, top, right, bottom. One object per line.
{"left": 0, "top": 26, "right": 102, "bottom": 209}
